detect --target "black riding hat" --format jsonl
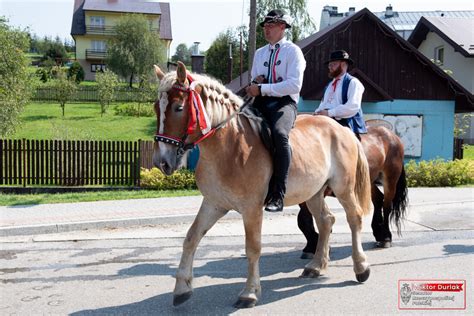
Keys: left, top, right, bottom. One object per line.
{"left": 325, "top": 50, "right": 354, "bottom": 65}
{"left": 259, "top": 9, "right": 292, "bottom": 29}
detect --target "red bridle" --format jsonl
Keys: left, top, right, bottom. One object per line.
{"left": 154, "top": 75, "right": 216, "bottom": 157}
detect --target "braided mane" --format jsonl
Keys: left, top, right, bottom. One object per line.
{"left": 159, "top": 71, "right": 243, "bottom": 126}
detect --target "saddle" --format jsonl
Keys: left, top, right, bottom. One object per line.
{"left": 240, "top": 106, "right": 274, "bottom": 154}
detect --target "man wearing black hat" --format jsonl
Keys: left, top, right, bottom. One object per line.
{"left": 314, "top": 50, "right": 367, "bottom": 137}
{"left": 245, "top": 9, "right": 306, "bottom": 213}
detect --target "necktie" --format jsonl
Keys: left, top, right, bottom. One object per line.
{"left": 266, "top": 49, "right": 274, "bottom": 83}
{"left": 332, "top": 78, "right": 340, "bottom": 92}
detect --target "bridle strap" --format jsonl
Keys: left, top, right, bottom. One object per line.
{"left": 154, "top": 81, "right": 253, "bottom": 158}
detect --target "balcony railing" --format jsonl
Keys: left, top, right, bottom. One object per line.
{"left": 86, "top": 25, "right": 159, "bottom": 35}
{"left": 85, "top": 49, "right": 107, "bottom": 60}
{"left": 86, "top": 25, "right": 116, "bottom": 35}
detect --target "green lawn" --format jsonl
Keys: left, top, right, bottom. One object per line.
{"left": 464, "top": 145, "right": 474, "bottom": 160}
{"left": 11, "top": 102, "right": 156, "bottom": 141}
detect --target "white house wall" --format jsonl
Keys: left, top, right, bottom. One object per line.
{"left": 418, "top": 32, "right": 474, "bottom": 94}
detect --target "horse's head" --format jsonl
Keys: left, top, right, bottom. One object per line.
{"left": 152, "top": 61, "right": 208, "bottom": 175}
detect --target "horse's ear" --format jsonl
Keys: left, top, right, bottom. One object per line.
{"left": 177, "top": 61, "right": 187, "bottom": 84}
{"left": 154, "top": 64, "right": 164, "bottom": 80}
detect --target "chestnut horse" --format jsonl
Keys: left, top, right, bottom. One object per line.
{"left": 153, "top": 62, "right": 372, "bottom": 308}
{"left": 298, "top": 125, "right": 408, "bottom": 258}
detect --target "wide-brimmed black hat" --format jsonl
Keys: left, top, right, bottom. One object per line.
{"left": 259, "top": 9, "right": 292, "bottom": 29}
{"left": 325, "top": 50, "right": 354, "bottom": 65}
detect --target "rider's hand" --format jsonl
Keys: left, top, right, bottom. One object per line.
{"left": 314, "top": 110, "right": 329, "bottom": 116}
{"left": 246, "top": 84, "right": 261, "bottom": 97}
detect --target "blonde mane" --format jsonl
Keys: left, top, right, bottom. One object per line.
{"left": 159, "top": 71, "right": 243, "bottom": 126}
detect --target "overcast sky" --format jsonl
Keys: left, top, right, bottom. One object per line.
{"left": 1, "top": 0, "right": 472, "bottom": 53}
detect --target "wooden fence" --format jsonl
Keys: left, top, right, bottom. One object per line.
{"left": 0, "top": 139, "right": 154, "bottom": 187}
{"left": 32, "top": 86, "right": 155, "bottom": 103}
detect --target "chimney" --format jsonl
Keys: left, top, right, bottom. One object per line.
{"left": 191, "top": 42, "right": 205, "bottom": 74}
{"left": 347, "top": 7, "right": 356, "bottom": 16}
{"left": 320, "top": 7, "right": 332, "bottom": 29}
{"left": 385, "top": 4, "right": 394, "bottom": 18}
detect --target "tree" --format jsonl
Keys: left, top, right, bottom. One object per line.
{"left": 171, "top": 43, "right": 191, "bottom": 65}
{"left": 0, "top": 18, "right": 32, "bottom": 137}
{"left": 134, "top": 75, "right": 157, "bottom": 118}
{"left": 67, "top": 61, "right": 85, "bottom": 83}
{"left": 53, "top": 70, "right": 77, "bottom": 117}
{"left": 106, "top": 14, "right": 167, "bottom": 87}
{"left": 254, "top": 0, "right": 316, "bottom": 48}
{"left": 96, "top": 69, "right": 119, "bottom": 116}
{"left": 43, "top": 38, "right": 68, "bottom": 65}
{"left": 205, "top": 28, "right": 248, "bottom": 83}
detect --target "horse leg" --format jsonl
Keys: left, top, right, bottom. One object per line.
{"left": 173, "top": 199, "right": 227, "bottom": 306}
{"left": 297, "top": 202, "right": 319, "bottom": 259}
{"left": 300, "top": 191, "right": 334, "bottom": 278}
{"left": 234, "top": 208, "right": 263, "bottom": 308}
{"left": 379, "top": 183, "right": 397, "bottom": 248}
{"left": 370, "top": 185, "right": 388, "bottom": 247}
{"left": 338, "top": 193, "right": 371, "bottom": 282}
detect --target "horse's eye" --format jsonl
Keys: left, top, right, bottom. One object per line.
{"left": 175, "top": 105, "right": 184, "bottom": 112}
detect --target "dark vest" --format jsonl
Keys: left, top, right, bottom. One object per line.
{"left": 335, "top": 74, "right": 367, "bottom": 134}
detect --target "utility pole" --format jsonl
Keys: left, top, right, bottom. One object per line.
{"left": 248, "top": 0, "right": 256, "bottom": 83}
{"left": 227, "top": 43, "right": 233, "bottom": 84}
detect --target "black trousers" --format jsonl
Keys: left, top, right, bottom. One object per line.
{"left": 253, "top": 96, "right": 297, "bottom": 200}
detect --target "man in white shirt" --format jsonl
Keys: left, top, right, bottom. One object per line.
{"left": 314, "top": 50, "right": 367, "bottom": 138}
{"left": 245, "top": 9, "right": 306, "bottom": 213}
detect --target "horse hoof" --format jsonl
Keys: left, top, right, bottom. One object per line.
{"left": 173, "top": 291, "right": 193, "bottom": 306}
{"left": 356, "top": 267, "right": 370, "bottom": 283}
{"left": 300, "top": 252, "right": 314, "bottom": 259}
{"left": 233, "top": 297, "right": 257, "bottom": 309}
{"left": 375, "top": 241, "right": 392, "bottom": 248}
{"left": 300, "top": 268, "right": 320, "bottom": 278}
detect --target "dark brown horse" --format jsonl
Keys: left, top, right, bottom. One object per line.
{"left": 298, "top": 125, "right": 408, "bottom": 258}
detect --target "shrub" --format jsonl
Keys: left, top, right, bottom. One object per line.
{"left": 405, "top": 159, "right": 474, "bottom": 187}
{"left": 67, "top": 61, "right": 85, "bottom": 83}
{"left": 140, "top": 168, "right": 197, "bottom": 190}
{"left": 114, "top": 102, "right": 154, "bottom": 117}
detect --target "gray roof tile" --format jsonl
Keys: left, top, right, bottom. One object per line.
{"left": 71, "top": 0, "right": 172, "bottom": 41}
{"left": 83, "top": 0, "right": 161, "bottom": 15}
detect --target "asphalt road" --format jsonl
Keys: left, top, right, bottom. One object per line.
{"left": 1, "top": 198, "right": 473, "bottom": 315}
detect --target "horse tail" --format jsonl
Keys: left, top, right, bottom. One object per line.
{"left": 390, "top": 165, "right": 409, "bottom": 236}
{"left": 355, "top": 141, "right": 372, "bottom": 217}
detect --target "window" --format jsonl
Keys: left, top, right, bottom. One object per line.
{"left": 91, "top": 64, "right": 106, "bottom": 73}
{"left": 434, "top": 46, "right": 444, "bottom": 65}
{"left": 91, "top": 40, "right": 106, "bottom": 51}
{"left": 90, "top": 16, "right": 105, "bottom": 27}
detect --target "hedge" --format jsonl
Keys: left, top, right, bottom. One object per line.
{"left": 140, "top": 159, "right": 474, "bottom": 190}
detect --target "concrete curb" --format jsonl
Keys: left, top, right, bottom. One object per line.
{"left": 0, "top": 208, "right": 304, "bottom": 237}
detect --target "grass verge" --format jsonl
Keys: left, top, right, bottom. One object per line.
{"left": 463, "top": 145, "right": 473, "bottom": 160}
{"left": 0, "top": 189, "right": 201, "bottom": 206}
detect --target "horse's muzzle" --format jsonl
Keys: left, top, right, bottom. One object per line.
{"left": 160, "top": 161, "right": 174, "bottom": 176}
{"left": 153, "top": 145, "right": 180, "bottom": 175}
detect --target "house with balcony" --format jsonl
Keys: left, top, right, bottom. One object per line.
{"left": 71, "top": 0, "right": 172, "bottom": 80}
